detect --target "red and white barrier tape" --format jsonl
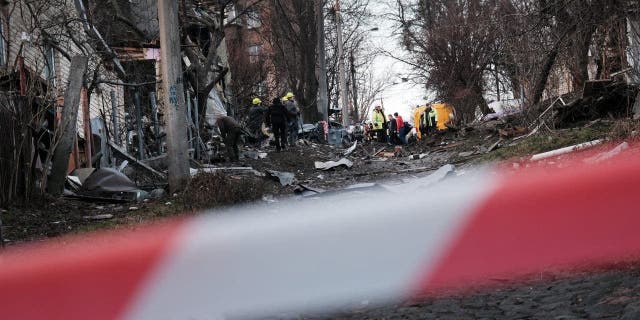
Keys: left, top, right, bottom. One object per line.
{"left": 1, "top": 142, "right": 640, "bottom": 319}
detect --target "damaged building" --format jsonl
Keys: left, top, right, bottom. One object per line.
{"left": 0, "top": 0, "right": 235, "bottom": 205}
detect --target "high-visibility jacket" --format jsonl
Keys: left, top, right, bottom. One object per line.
{"left": 372, "top": 110, "right": 385, "bottom": 130}
{"left": 428, "top": 108, "right": 437, "bottom": 126}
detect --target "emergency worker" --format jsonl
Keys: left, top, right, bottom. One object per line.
{"left": 215, "top": 115, "right": 243, "bottom": 161}
{"left": 371, "top": 105, "right": 386, "bottom": 142}
{"left": 266, "top": 97, "right": 290, "bottom": 152}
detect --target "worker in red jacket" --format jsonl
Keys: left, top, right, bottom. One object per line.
{"left": 394, "top": 112, "right": 407, "bottom": 145}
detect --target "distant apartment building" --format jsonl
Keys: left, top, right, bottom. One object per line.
{"left": 224, "top": 0, "right": 282, "bottom": 111}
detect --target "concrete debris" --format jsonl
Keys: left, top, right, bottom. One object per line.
{"left": 244, "top": 150, "right": 268, "bottom": 160}
{"left": 530, "top": 139, "right": 604, "bottom": 161}
{"left": 265, "top": 170, "right": 296, "bottom": 186}
{"left": 583, "top": 142, "right": 629, "bottom": 164}
{"left": 343, "top": 141, "right": 358, "bottom": 156}
{"left": 83, "top": 214, "right": 114, "bottom": 220}
{"left": 314, "top": 158, "right": 353, "bottom": 170}
{"left": 128, "top": 206, "right": 139, "bottom": 211}
{"left": 408, "top": 153, "right": 429, "bottom": 160}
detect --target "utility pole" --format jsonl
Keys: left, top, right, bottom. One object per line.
{"left": 158, "top": 0, "right": 189, "bottom": 192}
{"left": 335, "top": 0, "right": 349, "bottom": 127}
{"left": 316, "top": 0, "right": 329, "bottom": 123}
{"left": 350, "top": 51, "right": 359, "bottom": 122}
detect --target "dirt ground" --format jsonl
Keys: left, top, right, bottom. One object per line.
{"left": 1, "top": 116, "right": 639, "bottom": 319}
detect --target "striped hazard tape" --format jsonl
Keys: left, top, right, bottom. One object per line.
{"left": 1, "top": 142, "right": 640, "bottom": 319}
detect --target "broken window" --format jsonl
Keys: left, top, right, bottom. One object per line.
{"left": 224, "top": 4, "right": 240, "bottom": 26}
{"left": 248, "top": 44, "right": 261, "bottom": 63}
{"left": 43, "top": 46, "right": 56, "bottom": 87}
{"left": 246, "top": 9, "right": 261, "bottom": 29}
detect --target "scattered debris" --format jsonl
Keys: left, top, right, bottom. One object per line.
{"left": 190, "top": 166, "right": 262, "bottom": 177}
{"left": 108, "top": 141, "right": 167, "bottom": 180}
{"left": 394, "top": 146, "right": 404, "bottom": 157}
{"left": 149, "top": 188, "right": 167, "bottom": 199}
{"left": 584, "top": 142, "right": 629, "bottom": 164}
{"left": 486, "top": 140, "right": 502, "bottom": 153}
{"left": 399, "top": 164, "right": 456, "bottom": 192}
{"left": 293, "top": 184, "right": 325, "bottom": 196}
{"left": 67, "top": 168, "right": 148, "bottom": 202}
{"left": 408, "top": 153, "right": 429, "bottom": 160}
{"left": 129, "top": 206, "right": 139, "bottom": 211}
{"left": 83, "top": 214, "right": 114, "bottom": 220}
{"left": 372, "top": 148, "right": 386, "bottom": 157}
{"left": 314, "top": 158, "right": 353, "bottom": 170}
{"left": 458, "top": 151, "right": 475, "bottom": 157}
{"left": 265, "top": 170, "right": 296, "bottom": 186}
{"left": 244, "top": 151, "right": 268, "bottom": 160}
{"left": 343, "top": 141, "right": 358, "bottom": 156}
{"left": 530, "top": 139, "right": 604, "bottom": 161}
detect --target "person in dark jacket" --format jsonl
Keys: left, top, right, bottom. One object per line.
{"left": 387, "top": 114, "right": 398, "bottom": 145}
{"left": 265, "top": 97, "right": 290, "bottom": 152}
{"left": 215, "top": 115, "right": 243, "bottom": 161}
{"left": 248, "top": 97, "right": 267, "bottom": 145}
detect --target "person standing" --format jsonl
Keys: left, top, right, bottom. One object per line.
{"left": 387, "top": 114, "right": 397, "bottom": 145}
{"left": 266, "top": 97, "right": 290, "bottom": 152}
{"left": 371, "top": 105, "right": 386, "bottom": 142}
{"left": 394, "top": 112, "right": 407, "bottom": 145}
{"left": 283, "top": 92, "right": 300, "bottom": 143}
{"left": 247, "top": 97, "right": 267, "bottom": 145}
{"left": 215, "top": 115, "right": 243, "bottom": 161}
{"left": 428, "top": 106, "right": 438, "bottom": 134}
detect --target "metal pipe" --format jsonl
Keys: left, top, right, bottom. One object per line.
{"left": 149, "top": 92, "right": 162, "bottom": 154}
{"left": 194, "top": 95, "right": 200, "bottom": 159}
{"left": 133, "top": 91, "right": 144, "bottom": 160}
{"left": 110, "top": 90, "right": 120, "bottom": 145}
{"left": 186, "top": 91, "right": 193, "bottom": 151}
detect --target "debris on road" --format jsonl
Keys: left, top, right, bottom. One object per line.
{"left": 343, "top": 141, "right": 358, "bottom": 156}
{"left": 265, "top": 170, "right": 296, "bottom": 186}
{"left": 82, "top": 214, "right": 114, "bottom": 220}
{"left": 530, "top": 139, "right": 604, "bottom": 161}
{"left": 314, "top": 158, "right": 353, "bottom": 170}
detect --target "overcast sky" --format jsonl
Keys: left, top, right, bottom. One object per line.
{"left": 367, "top": 1, "right": 426, "bottom": 121}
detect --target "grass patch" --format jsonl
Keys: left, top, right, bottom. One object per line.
{"left": 479, "top": 123, "right": 612, "bottom": 162}
{"left": 183, "top": 172, "right": 268, "bottom": 210}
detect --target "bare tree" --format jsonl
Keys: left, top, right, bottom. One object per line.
{"left": 395, "top": 0, "right": 500, "bottom": 122}
{"left": 265, "top": 0, "right": 321, "bottom": 122}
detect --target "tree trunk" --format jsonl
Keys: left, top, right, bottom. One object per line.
{"left": 47, "top": 56, "right": 88, "bottom": 195}
{"left": 569, "top": 26, "right": 596, "bottom": 91}
{"left": 530, "top": 41, "right": 561, "bottom": 108}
